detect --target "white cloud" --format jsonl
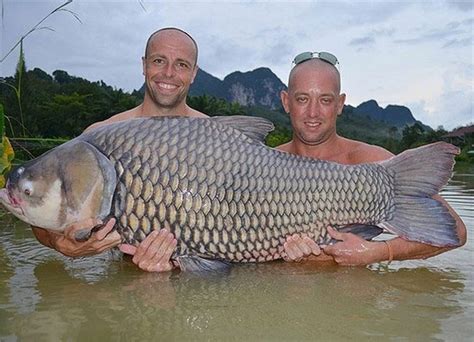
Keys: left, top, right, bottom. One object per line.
{"left": 1, "top": 0, "right": 473, "bottom": 129}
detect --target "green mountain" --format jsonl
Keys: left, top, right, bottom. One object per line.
{"left": 1, "top": 67, "right": 452, "bottom": 155}
{"left": 188, "top": 68, "right": 427, "bottom": 130}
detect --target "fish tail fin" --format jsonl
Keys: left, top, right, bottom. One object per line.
{"left": 379, "top": 142, "right": 460, "bottom": 247}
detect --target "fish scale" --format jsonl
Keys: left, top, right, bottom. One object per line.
{"left": 2, "top": 115, "right": 458, "bottom": 271}
{"left": 82, "top": 117, "right": 394, "bottom": 262}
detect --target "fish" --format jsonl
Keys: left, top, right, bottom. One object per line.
{"left": 0, "top": 116, "right": 460, "bottom": 272}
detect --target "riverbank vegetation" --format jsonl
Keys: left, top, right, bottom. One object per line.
{"left": 2, "top": 65, "right": 472, "bottom": 162}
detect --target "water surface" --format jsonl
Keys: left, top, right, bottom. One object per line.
{"left": 0, "top": 174, "right": 473, "bottom": 341}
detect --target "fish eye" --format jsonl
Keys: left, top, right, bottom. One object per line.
{"left": 23, "top": 184, "right": 33, "bottom": 196}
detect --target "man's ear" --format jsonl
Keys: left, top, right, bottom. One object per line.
{"left": 141, "top": 56, "right": 146, "bottom": 76}
{"left": 337, "top": 93, "right": 346, "bottom": 116}
{"left": 280, "top": 90, "right": 290, "bottom": 114}
{"left": 191, "top": 65, "right": 199, "bottom": 84}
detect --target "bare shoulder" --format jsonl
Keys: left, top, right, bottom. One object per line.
{"left": 187, "top": 107, "right": 208, "bottom": 118}
{"left": 84, "top": 109, "right": 138, "bottom": 132}
{"left": 345, "top": 139, "right": 394, "bottom": 163}
{"left": 275, "top": 141, "right": 293, "bottom": 153}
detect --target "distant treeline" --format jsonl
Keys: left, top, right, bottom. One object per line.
{"left": 1, "top": 65, "right": 472, "bottom": 164}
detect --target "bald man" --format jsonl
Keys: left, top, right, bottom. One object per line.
{"left": 278, "top": 52, "right": 466, "bottom": 265}
{"left": 32, "top": 28, "right": 206, "bottom": 272}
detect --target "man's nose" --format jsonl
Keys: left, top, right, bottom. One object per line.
{"left": 164, "top": 63, "right": 175, "bottom": 78}
{"left": 307, "top": 100, "right": 319, "bottom": 118}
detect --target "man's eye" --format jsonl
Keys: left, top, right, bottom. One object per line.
{"left": 297, "top": 97, "right": 308, "bottom": 103}
{"left": 321, "top": 98, "right": 332, "bottom": 104}
{"left": 153, "top": 58, "right": 164, "bottom": 64}
{"left": 177, "top": 62, "right": 189, "bottom": 69}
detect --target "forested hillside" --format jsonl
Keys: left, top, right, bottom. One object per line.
{"left": 1, "top": 66, "right": 469, "bottom": 160}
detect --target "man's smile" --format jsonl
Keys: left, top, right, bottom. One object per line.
{"left": 156, "top": 82, "right": 179, "bottom": 92}
{"left": 305, "top": 121, "right": 322, "bottom": 128}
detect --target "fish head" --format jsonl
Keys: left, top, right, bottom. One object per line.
{"left": 0, "top": 141, "right": 117, "bottom": 232}
{"left": 0, "top": 152, "right": 65, "bottom": 229}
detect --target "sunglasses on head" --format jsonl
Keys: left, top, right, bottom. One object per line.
{"left": 292, "top": 51, "right": 339, "bottom": 68}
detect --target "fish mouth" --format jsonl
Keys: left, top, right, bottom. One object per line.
{"left": 0, "top": 187, "right": 24, "bottom": 216}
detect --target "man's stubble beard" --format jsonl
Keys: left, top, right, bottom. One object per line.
{"left": 145, "top": 81, "right": 188, "bottom": 110}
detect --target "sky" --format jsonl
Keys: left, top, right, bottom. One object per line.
{"left": 1, "top": 0, "right": 473, "bottom": 130}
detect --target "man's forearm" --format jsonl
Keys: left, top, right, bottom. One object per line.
{"left": 386, "top": 195, "right": 468, "bottom": 262}
{"left": 31, "top": 219, "right": 121, "bottom": 257}
{"left": 383, "top": 237, "right": 452, "bottom": 262}
{"left": 381, "top": 209, "right": 466, "bottom": 263}
{"left": 31, "top": 226, "right": 57, "bottom": 249}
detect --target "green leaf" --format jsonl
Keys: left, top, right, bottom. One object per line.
{"left": 0, "top": 136, "right": 14, "bottom": 188}
{"left": 0, "top": 103, "right": 4, "bottom": 138}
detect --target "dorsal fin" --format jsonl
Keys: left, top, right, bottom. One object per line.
{"left": 211, "top": 115, "right": 274, "bottom": 142}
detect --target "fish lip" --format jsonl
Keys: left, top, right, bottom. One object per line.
{"left": 3, "top": 185, "right": 24, "bottom": 214}
{"left": 0, "top": 188, "right": 20, "bottom": 215}
{"left": 8, "top": 190, "right": 19, "bottom": 207}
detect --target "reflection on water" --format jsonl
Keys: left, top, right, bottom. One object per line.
{"left": 0, "top": 175, "right": 473, "bottom": 341}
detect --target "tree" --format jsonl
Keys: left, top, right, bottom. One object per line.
{"left": 399, "top": 122, "right": 425, "bottom": 150}
{"left": 188, "top": 94, "right": 246, "bottom": 116}
{"left": 37, "top": 92, "right": 90, "bottom": 137}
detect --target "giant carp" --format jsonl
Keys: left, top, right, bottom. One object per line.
{"left": 0, "top": 116, "right": 460, "bottom": 271}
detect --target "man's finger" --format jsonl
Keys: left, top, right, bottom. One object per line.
{"left": 119, "top": 244, "right": 137, "bottom": 255}
{"left": 149, "top": 260, "right": 173, "bottom": 273}
{"left": 133, "top": 230, "right": 159, "bottom": 262}
{"left": 321, "top": 244, "right": 335, "bottom": 256}
{"left": 327, "top": 226, "right": 345, "bottom": 241}
{"left": 289, "top": 235, "right": 311, "bottom": 256}
{"left": 283, "top": 242, "right": 294, "bottom": 260}
{"left": 284, "top": 240, "right": 303, "bottom": 261}
{"left": 100, "top": 231, "right": 121, "bottom": 245}
{"left": 145, "top": 230, "right": 173, "bottom": 264}
{"left": 151, "top": 238, "right": 177, "bottom": 272}
{"left": 160, "top": 236, "right": 177, "bottom": 261}
{"left": 302, "top": 236, "right": 321, "bottom": 255}
{"left": 95, "top": 218, "right": 117, "bottom": 240}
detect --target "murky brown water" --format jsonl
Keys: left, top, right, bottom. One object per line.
{"left": 0, "top": 174, "right": 473, "bottom": 341}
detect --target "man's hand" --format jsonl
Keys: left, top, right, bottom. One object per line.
{"left": 41, "top": 218, "right": 120, "bottom": 257}
{"left": 120, "top": 229, "right": 177, "bottom": 273}
{"left": 283, "top": 233, "right": 321, "bottom": 262}
{"left": 322, "top": 226, "right": 385, "bottom": 266}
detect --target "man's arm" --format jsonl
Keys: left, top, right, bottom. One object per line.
{"left": 284, "top": 195, "right": 466, "bottom": 265}
{"left": 321, "top": 195, "right": 466, "bottom": 265}
{"left": 31, "top": 218, "right": 121, "bottom": 257}
{"left": 283, "top": 143, "right": 467, "bottom": 265}
{"left": 33, "top": 219, "right": 178, "bottom": 272}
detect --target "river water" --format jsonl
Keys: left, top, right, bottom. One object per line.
{"left": 0, "top": 174, "right": 472, "bottom": 341}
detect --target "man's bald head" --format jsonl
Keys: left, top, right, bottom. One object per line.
{"left": 288, "top": 59, "right": 341, "bottom": 94}
{"left": 145, "top": 27, "right": 198, "bottom": 65}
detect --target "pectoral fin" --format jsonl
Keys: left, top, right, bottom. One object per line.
{"left": 74, "top": 229, "right": 92, "bottom": 242}
{"left": 328, "top": 224, "right": 384, "bottom": 245}
{"left": 175, "top": 255, "right": 231, "bottom": 274}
